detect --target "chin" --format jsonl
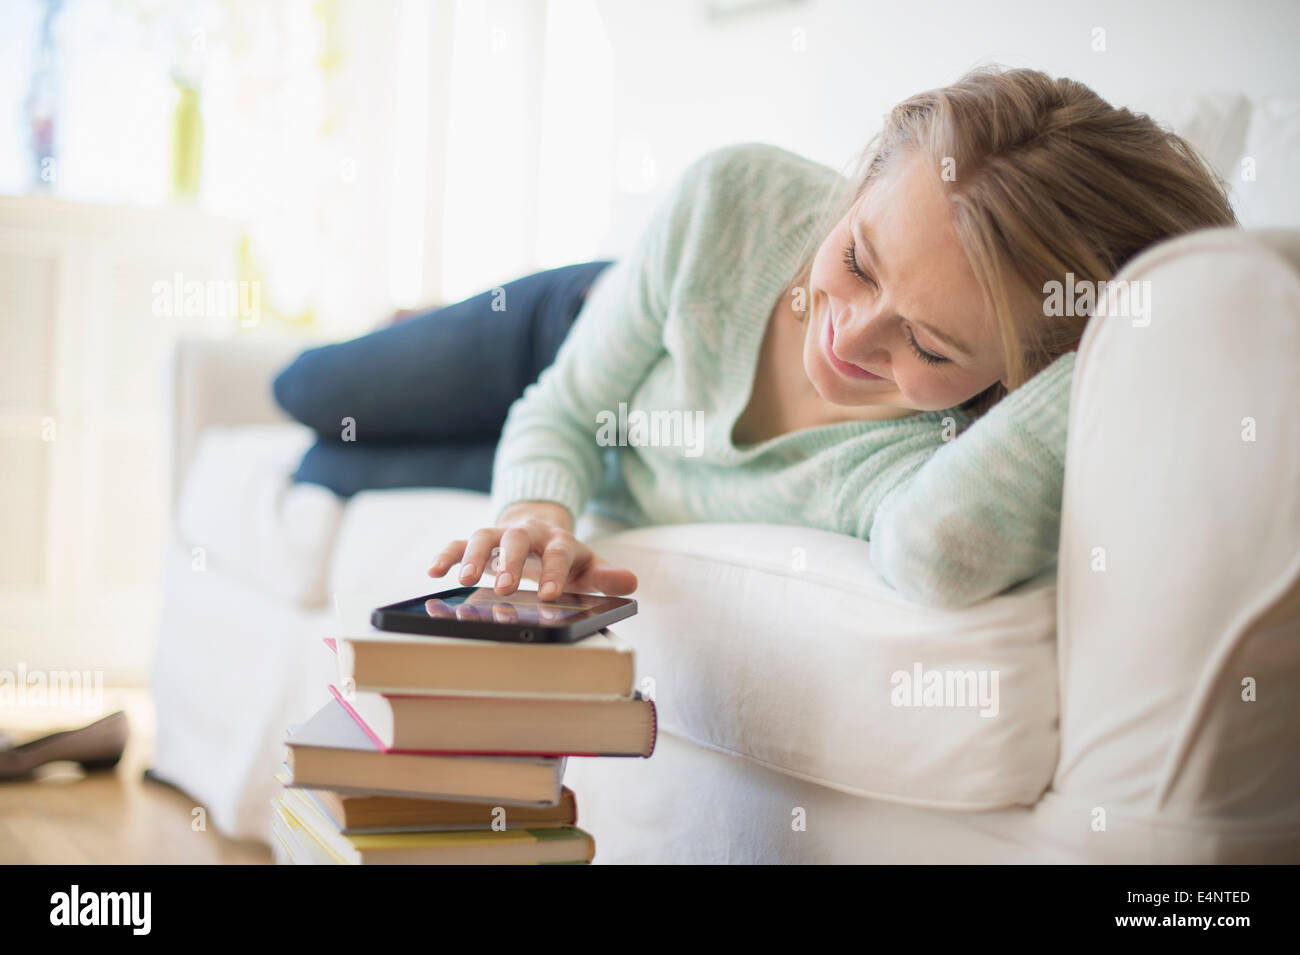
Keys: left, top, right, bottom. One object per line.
{"left": 806, "top": 362, "right": 849, "bottom": 404}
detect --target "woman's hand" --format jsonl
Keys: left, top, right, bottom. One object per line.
{"left": 428, "top": 500, "right": 638, "bottom": 598}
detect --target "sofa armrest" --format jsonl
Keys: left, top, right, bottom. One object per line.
{"left": 165, "top": 336, "right": 308, "bottom": 516}
{"left": 1052, "top": 227, "right": 1300, "bottom": 858}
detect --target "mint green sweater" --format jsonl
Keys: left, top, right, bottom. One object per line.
{"left": 490, "top": 144, "right": 1075, "bottom": 608}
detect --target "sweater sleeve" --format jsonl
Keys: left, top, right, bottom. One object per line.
{"left": 489, "top": 151, "right": 721, "bottom": 526}
{"left": 867, "top": 351, "right": 1077, "bottom": 609}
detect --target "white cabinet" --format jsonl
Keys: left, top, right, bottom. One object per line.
{"left": 0, "top": 196, "right": 241, "bottom": 683}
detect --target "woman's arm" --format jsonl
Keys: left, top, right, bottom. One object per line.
{"left": 433, "top": 150, "right": 729, "bottom": 596}
{"left": 867, "top": 351, "right": 1077, "bottom": 609}
{"left": 488, "top": 152, "right": 717, "bottom": 526}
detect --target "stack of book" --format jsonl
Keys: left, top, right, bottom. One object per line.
{"left": 271, "top": 625, "right": 656, "bottom": 864}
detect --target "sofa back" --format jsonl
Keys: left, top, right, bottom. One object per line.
{"left": 1051, "top": 227, "right": 1300, "bottom": 861}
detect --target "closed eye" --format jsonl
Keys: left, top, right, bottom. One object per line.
{"left": 842, "top": 242, "right": 875, "bottom": 286}
{"left": 906, "top": 326, "right": 948, "bottom": 365}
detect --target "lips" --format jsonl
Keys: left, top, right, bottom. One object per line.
{"left": 824, "top": 311, "right": 885, "bottom": 381}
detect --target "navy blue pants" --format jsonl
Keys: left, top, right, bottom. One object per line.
{"left": 272, "top": 261, "right": 614, "bottom": 497}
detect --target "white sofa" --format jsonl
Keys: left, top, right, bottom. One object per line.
{"left": 151, "top": 96, "right": 1300, "bottom": 863}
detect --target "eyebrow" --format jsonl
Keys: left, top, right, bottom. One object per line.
{"left": 853, "top": 222, "right": 977, "bottom": 360}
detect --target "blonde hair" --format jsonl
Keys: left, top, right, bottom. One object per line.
{"left": 790, "top": 65, "right": 1238, "bottom": 415}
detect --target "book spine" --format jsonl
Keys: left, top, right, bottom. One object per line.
{"left": 646, "top": 696, "right": 658, "bottom": 758}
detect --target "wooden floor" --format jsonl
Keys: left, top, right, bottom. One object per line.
{"left": 0, "top": 687, "right": 270, "bottom": 864}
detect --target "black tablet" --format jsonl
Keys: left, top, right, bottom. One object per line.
{"left": 370, "top": 586, "right": 637, "bottom": 643}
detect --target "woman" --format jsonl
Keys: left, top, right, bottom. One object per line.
{"left": 276, "top": 66, "right": 1236, "bottom": 609}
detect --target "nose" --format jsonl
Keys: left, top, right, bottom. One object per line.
{"left": 833, "top": 299, "right": 892, "bottom": 367}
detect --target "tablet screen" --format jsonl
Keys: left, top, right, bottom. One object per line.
{"left": 386, "top": 588, "right": 613, "bottom": 626}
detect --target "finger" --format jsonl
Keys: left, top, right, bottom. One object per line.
{"left": 574, "top": 558, "right": 638, "bottom": 596}
{"left": 516, "top": 552, "right": 544, "bottom": 583}
{"left": 537, "top": 538, "right": 578, "bottom": 599}
{"left": 495, "top": 525, "right": 534, "bottom": 595}
{"left": 459, "top": 528, "right": 502, "bottom": 585}
{"left": 428, "top": 540, "right": 467, "bottom": 577}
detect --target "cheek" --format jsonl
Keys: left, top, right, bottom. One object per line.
{"left": 894, "top": 364, "right": 995, "bottom": 410}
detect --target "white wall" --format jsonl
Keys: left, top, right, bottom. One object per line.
{"left": 584, "top": 0, "right": 1300, "bottom": 256}
{"left": 438, "top": 0, "right": 548, "bottom": 303}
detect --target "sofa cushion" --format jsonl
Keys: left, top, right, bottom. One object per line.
{"left": 1233, "top": 96, "right": 1300, "bottom": 229}
{"left": 178, "top": 423, "right": 342, "bottom": 608}
{"left": 1138, "top": 90, "right": 1250, "bottom": 187}
{"left": 327, "top": 488, "right": 497, "bottom": 609}
{"left": 331, "top": 486, "right": 1059, "bottom": 809}
{"left": 589, "top": 523, "right": 1060, "bottom": 810}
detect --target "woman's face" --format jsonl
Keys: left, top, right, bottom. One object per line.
{"left": 804, "top": 150, "right": 1008, "bottom": 414}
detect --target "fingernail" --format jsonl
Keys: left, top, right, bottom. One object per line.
{"left": 497, "top": 573, "right": 513, "bottom": 589}
{"left": 540, "top": 581, "right": 556, "bottom": 598}
{"left": 460, "top": 563, "right": 474, "bottom": 579}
